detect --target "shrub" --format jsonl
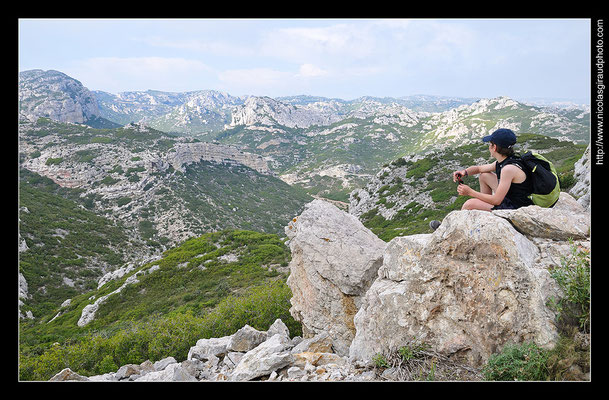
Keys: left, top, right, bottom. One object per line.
{"left": 45, "top": 157, "right": 63, "bottom": 166}
{"left": 398, "top": 341, "right": 430, "bottom": 361}
{"left": 482, "top": 342, "right": 549, "bottom": 381}
{"left": 372, "top": 353, "right": 390, "bottom": 368}
{"left": 116, "top": 197, "right": 132, "bottom": 207}
{"left": 547, "top": 241, "right": 590, "bottom": 332}
{"left": 199, "top": 281, "right": 301, "bottom": 339}
{"left": 98, "top": 354, "right": 118, "bottom": 374}
{"left": 545, "top": 330, "right": 590, "bottom": 380}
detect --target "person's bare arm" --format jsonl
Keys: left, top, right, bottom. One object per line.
{"left": 453, "top": 162, "right": 496, "bottom": 182}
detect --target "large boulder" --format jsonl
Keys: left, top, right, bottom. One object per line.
{"left": 492, "top": 192, "right": 590, "bottom": 240}
{"left": 349, "top": 207, "right": 580, "bottom": 368}
{"left": 187, "top": 335, "right": 232, "bottom": 361}
{"left": 285, "top": 199, "right": 387, "bottom": 356}
{"left": 227, "top": 325, "right": 268, "bottom": 352}
{"left": 229, "top": 333, "right": 294, "bottom": 381}
{"left": 133, "top": 362, "right": 198, "bottom": 382}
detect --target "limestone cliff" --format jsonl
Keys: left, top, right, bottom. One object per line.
{"left": 19, "top": 70, "right": 101, "bottom": 124}
{"left": 168, "top": 142, "right": 274, "bottom": 176}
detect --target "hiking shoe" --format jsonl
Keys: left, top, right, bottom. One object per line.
{"left": 429, "top": 220, "right": 441, "bottom": 231}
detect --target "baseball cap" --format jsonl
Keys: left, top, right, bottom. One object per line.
{"left": 482, "top": 128, "right": 517, "bottom": 148}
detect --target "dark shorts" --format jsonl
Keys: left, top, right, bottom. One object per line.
{"left": 492, "top": 197, "right": 518, "bottom": 210}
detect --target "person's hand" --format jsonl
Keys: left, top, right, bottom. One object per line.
{"left": 457, "top": 183, "right": 472, "bottom": 196}
{"left": 453, "top": 169, "right": 466, "bottom": 182}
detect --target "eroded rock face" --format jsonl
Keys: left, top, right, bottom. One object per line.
{"left": 285, "top": 199, "right": 387, "bottom": 356}
{"left": 168, "top": 142, "right": 274, "bottom": 176}
{"left": 19, "top": 69, "right": 101, "bottom": 124}
{"left": 286, "top": 197, "right": 591, "bottom": 367}
{"left": 350, "top": 192, "right": 591, "bottom": 368}
{"left": 349, "top": 210, "right": 562, "bottom": 368}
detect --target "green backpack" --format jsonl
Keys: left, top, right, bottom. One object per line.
{"left": 519, "top": 151, "right": 561, "bottom": 208}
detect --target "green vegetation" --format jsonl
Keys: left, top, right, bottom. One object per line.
{"left": 19, "top": 229, "right": 301, "bottom": 381}
{"left": 116, "top": 197, "right": 132, "bottom": 207}
{"left": 482, "top": 342, "right": 550, "bottom": 381}
{"left": 45, "top": 157, "right": 63, "bottom": 165}
{"left": 405, "top": 158, "right": 434, "bottom": 179}
{"left": 548, "top": 241, "right": 591, "bottom": 332}
{"left": 24, "top": 118, "right": 175, "bottom": 151}
{"left": 372, "top": 353, "right": 390, "bottom": 369}
{"left": 19, "top": 281, "right": 299, "bottom": 381}
{"left": 19, "top": 168, "right": 134, "bottom": 319}
{"left": 149, "top": 160, "right": 312, "bottom": 237}
{"left": 75, "top": 150, "right": 97, "bottom": 163}
{"left": 482, "top": 241, "right": 590, "bottom": 381}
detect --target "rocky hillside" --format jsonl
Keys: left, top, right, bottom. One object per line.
{"left": 18, "top": 168, "right": 146, "bottom": 321}
{"left": 212, "top": 96, "right": 589, "bottom": 202}
{"left": 19, "top": 118, "right": 311, "bottom": 246}
{"left": 18, "top": 118, "right": 312, "bottom": 325}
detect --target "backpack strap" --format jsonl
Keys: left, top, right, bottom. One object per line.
{"left": 500, "top": 155, "right": 527, "bottom": 172}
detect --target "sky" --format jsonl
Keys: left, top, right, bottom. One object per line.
{"left": 18, "top": 18, "right": 591, "bottom": 103}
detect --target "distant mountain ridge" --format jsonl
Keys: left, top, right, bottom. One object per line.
{"left": 19, "top": 69, "right": 591, "bottom": 203}
{"left": 18, "top": 70, "right": 483, "bottom": 133}
{"left": 93, "top": 89, "right": 245, "bottom": 133}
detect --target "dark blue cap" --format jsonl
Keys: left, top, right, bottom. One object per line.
{"left": 482, "top": 128, "right": 517, "bottom": 148}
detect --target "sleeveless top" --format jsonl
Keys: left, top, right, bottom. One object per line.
{"left": 495, "top": 155, "right": 534, "bottom": 208}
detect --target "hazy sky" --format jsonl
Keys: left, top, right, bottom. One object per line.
{"left": 18, "top": 18, "right": 591, "bottom": 103}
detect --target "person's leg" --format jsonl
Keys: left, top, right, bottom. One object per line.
{"left": 432, "top": 172, "right": 498, "bottom": 230}
{"left": 479, "top": 172, "right": 498, "bottom": 195}
{"left": 459, "top": 172, "right": 497, "bottom": 211}
{"left": 461, "top": 198, "right": 494, "bottom": 211}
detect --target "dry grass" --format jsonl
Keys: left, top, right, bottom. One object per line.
{"left": 373, "top": 344, "right": 484, "bottom": 381}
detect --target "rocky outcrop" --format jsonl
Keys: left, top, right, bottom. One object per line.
{"left": 284, "top": 199, "right": 387, "bottom": 356}
{"left": 349, "top": 193, "right": 589, "bottom": 368}
{"left": 19, "top": 272, "right": 34, "bottom": 320}
{"left": 283, "top": 195, "right": 589, "bottom": 370}
{"left": 351, "top": 212, "right": 552, "bottom": 367}
{"left": 168, "top": 142, "right": 274, "bottom": 176}
{"left": 78, "top": 264, "right": 161, "bottom": 327}
{"left": 19, "top": 69, "right": 101, "bottom": 124}
{"left": 230, "top": 96, "right": 343, "bottom": 129}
